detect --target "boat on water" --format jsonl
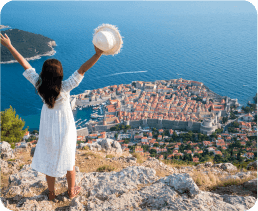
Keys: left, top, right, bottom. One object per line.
{"left": 91, "top": 113, "right": 104, "bottom": 118}
{"left": 91, "top": 113, "right": 99, "bottom": 118}
{"left": 243, "top": 85, "right": 248, "bottom": 87}
{"left": 79, "top": 107, "right": 82, "bottom": 110}
{"left": 75, "top": 119, "right": 81, "bottom": 123}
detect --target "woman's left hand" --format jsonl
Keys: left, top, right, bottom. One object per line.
{"left": 0, "top": 33, "right": 12, "bottom": 49}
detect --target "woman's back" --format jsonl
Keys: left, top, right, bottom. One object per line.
{"left": 23, "top": 67, "right": 84, "bottom": 108}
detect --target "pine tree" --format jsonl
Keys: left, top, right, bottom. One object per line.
{"left": 1, "top": 105, "right": 28, "bottom": 144}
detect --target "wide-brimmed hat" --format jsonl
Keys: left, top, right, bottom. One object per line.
{"left": 92, "top": 24, "right": 123, "bottom": 56}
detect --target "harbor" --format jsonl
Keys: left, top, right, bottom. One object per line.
{"left": 72, "top": 102, "right": 106, "bottom": 130}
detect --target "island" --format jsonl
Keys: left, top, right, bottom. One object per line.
{"left": 0, "top": 28, "right": 56, "bottom": 64}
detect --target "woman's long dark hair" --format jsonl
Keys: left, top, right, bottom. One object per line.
{"left": 35, "top": 59, "right": 63, "bottom": 109}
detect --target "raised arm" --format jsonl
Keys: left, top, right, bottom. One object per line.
{"left": 0, "top": 33, "right": 32, "bottom": 70}
{"left": 77, "top": 45, "right": 103, "bottom": 76}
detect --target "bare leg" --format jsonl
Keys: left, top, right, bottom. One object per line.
{"left": 46, "top": 175, "right": 55, "bottom": 191}
{"left": 66, "top": 165, "right": 75, "bottom": 190}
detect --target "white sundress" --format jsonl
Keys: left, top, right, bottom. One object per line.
{"left": 23, "top": 67, "right": 84, "bottom": 177}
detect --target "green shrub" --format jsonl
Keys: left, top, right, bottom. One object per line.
{"left": 10, "top": 143, "right": 16, "bottom": 149}
{"left": 106, "top": 154, "right": 115, "bottom": 159}
{"left": 96, "top": 165, "right": 115, "bottom": 172}
{"left": 7, "top": 159, "right": 15, "bottom": 162}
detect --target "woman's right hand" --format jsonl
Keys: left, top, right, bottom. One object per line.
{"left": 94, "top": 45, "right": 103, "bottom": 56}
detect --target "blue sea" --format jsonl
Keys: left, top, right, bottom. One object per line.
{"left": 1, "top": 1, "right": 257, "bottom": 131}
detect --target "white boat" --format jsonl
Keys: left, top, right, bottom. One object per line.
{"left": 91, "top": 113, "right": 99, "bottom": 118}
{"left": 75, "top": 119, "right": 81, "bottom": 123}
{"left": 79, "top": 107, "right": 82, "bottom": 110}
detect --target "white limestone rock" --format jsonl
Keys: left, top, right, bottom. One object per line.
{"left": 212, "top": 163, "right": 223, "bottom": 168}
{"left": 1, "top": 141, "right": 12, "bottom": 152}
{"left": 69, "top": 197, "right": 86, "bottom": 211}
{"left": 2, "top": 151, "right": 15, "bottom": 159}
{"left": 18, "top": 198, "right": 53, "bottom": 210}
{"left": 220, "top": 163, "right": 238, "bottom": 172}
{"left": 158, "top": 173, "right": 200, "bottom": 197}
{"left": 139, "top": 182, "right": 178, "bottom": 210}
{"left": 0, "top": 158, "right": 8, "bottom": 166}
{"left": 243, "top": 179, "right": 257, "bottom": 193}
{"left": 204, "top": 162, "right": 213, "bottom": 167}
{"left": 221, "top": 194, "right": 257, "bottom": 210}
{"left": 19, "top": 142, "right": 28, "bottom": 148}
{"left": 2, "top": 162, "right": 256, "bottom": 211}
{"left": 1, "top": 141, "right": 15, "bottom": 159}
{"left": 78, "top": 138, "right": 122, "bottom": 154}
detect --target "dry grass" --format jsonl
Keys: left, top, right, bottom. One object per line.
{"left": 190, "top": 169, "right": 257, "bottom": 191}
{"left": 106, "top": 154, "right": 115, "bottom": 159}
{"left": 82, "top": 145, "right": 89, "bottom": 150}
{"left": 161, "top": 159, "right": 194, "bottom": 169}
{"left": 190, "top": 170, "right": 221, "bottom": 190}
{"left": 75, "top": 148, "right": 131, "bottom": 174}
{"left": 0, "top": 171, "right": 9, "bottom": 196}
{"left": 131, "top": 152, "right": 147, "bottom": 164}
{"left": 214, "top": 176, "right": 253, "bottom": 188}
{"left": 82, "top": 151, "right": 104, "bottom": 160}
{"left": 154, "top": 169, "right": 171, "bottom": 178}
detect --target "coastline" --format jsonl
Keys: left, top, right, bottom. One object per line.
{"left": 0, "top": 25, "right": 10, "bottom": 30}
{"left": 0, "top": 50, "right": 56, "bottom": 64}
{"left": 0, "top": 41, "right": 57, "bottom": 64}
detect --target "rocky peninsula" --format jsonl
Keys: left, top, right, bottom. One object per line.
{"left": 0, "top": 28, "right": 56, "bottom": 64}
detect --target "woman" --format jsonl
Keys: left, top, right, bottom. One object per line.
{"left": 0, "top": 33, "right": 103, "bottom": 200}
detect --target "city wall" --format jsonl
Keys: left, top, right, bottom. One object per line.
{"left": 127, "top": 119, "right": 202, "bottom": 132}
{"left": 77, "top": 127, "right": 89, "bottom": 136}
{"left": 94, "top": 123, "right": 117, "bottom": 132}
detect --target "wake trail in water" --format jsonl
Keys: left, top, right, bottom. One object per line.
{"left": 110, "top": 71, "right": 147, "bottom": 76}
{"left": 96, "top": 71, "right": 147, "bottom": 79}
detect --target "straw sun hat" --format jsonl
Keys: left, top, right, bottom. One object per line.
{"left": 92, "top": 24, "right": 123, "bottom": 56}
